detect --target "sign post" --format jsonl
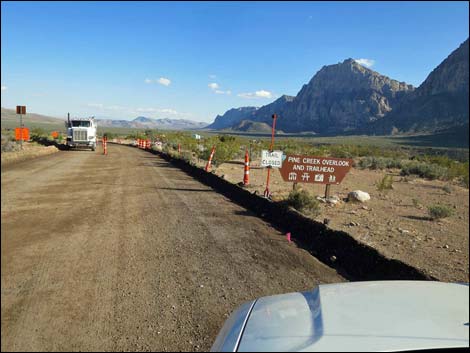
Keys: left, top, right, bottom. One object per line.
{"left": 325, "top": 183, "right": 331, "bottom": 199}
{"left": 264, "top": 114, "right": 278, "bottom": 198}
{"left": 16, "top": 106, "right": 26, "bottom": 150}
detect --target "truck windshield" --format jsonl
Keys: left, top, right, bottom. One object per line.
{"left": 71, "top": 121, "right": 90, "bottom": 127}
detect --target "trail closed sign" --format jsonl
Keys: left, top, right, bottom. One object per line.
{"left": 261, "top": 150, "right": 283, "bottom": 168}
{"left": 279, "top": 155, "right": 353, "bottom": 185}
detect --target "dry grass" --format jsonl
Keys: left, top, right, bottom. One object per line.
{"left": 1, "top": 142, "right": 59, "bottom": 166}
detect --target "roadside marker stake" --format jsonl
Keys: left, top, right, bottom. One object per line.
{"left": 205, "top": 145, "right": 216, "bottom": 172}
{"left": 264, "top": 114, "right": 278, "bottom": 198}
{"left": 243, "top": 149, "right": 250, "bottom": 185}
{"left": 286, "top": 232, "right": 291, "bottom": 243}
{"left": 103, "top": 136, "right": 108, "bottom": 155}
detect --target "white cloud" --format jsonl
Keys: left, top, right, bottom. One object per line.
{"left": 106, "top": 105, "right": 126, "bottom": 111}
{"left": 144, "top": 77, "right": 171, "bottom": 86}
{"left": 136, "top": 107, "right": 157, "bottom": 113}
{"left": 354, "top": 58, "right": 375, "bottom": 68}
{"left": 158, "top": 108, "right": 179, "bottom": 115}
{"left": 238, "top": 90, "right": 273, "bottom": 99}
{"left": 135, "top": 107, "right": 187, "bottom": 118}
{"left": 1, "top": 85, "right": 7, "bottom": 91}
{"left": 158, "top": 77, "right": 171, "bottom": 86}
{"left": 87, "top": 103, "right": 104, "bottom": 109}
{"left": 209, "top": 82, "right": 232, "bottom": 95}
{"left": 208, "top": 82, "right": 219, "bottom": 90}
{"left": 87, "top": 103, "right": 128, "bottom": 112}
{"left": 215, "top": 90, "right": 231, "bottom": 95}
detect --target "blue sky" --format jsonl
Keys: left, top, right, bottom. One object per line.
{"left": 1, "top": 1, "right": 468, "bottom": 123}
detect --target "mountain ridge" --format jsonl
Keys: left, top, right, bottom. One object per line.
{"left": 209, "top": 58, "right": 415, "bottom": 133}
{"left": 97, "top": 116, "right": 208, "bottom": 130}
{"left": 367, "top": 38, "right": 469, "bottom": 134}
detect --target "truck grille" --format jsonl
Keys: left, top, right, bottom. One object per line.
{"left": 73, "top": 130, "right": 87, "bottom": 141}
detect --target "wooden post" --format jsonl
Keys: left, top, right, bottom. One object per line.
{"left": 325, "top": 184, "right": 331, "bottom": 199}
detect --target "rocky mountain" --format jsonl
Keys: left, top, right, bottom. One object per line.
{"left": 97, "top": 116, "right": 208, "bottom": 130}
{"left": 368, "top": 38, "right": 469, "bottom": 134}
{"left": 210, "top": 59, "right": 414, "bottom": 134}
{"left": 207, "top": 107, "right": 258, "bottom": 130}
{"left": 247, "top": 95, "right": 295, "bottom": 125}
{"left": 279, "top": 59, "right": 414, "bottom": 133}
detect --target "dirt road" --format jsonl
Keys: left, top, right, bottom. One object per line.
{"left": 1, "top": 144, "right": 343, "bottom": 352}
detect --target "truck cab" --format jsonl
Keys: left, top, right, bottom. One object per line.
{"left": 65, "top": 117, "right": 97, "bottom": 151}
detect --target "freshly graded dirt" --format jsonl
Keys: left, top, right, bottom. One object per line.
{"left": 1, "top": 144, "right": 343, "bottom": 352}
{"left": 216, "top": 159, "right": 469, "bottom": 283}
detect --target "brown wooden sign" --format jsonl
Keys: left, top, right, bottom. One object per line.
{"left": 279, "top": 154, "right": 353, "bottom": 185}
{"left": 16, "top": 106, "right": 26, "bottom": 114}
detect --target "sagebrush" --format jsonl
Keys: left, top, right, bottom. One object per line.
{"left": 286, "top": 189, "right": 321, "bottom": 216}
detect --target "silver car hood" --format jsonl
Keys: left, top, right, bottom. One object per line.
{"left": 225, "top": 281, "right": 469, "bottom": 352}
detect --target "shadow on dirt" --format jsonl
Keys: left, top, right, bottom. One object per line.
{"left": 402, "top": 215, "right": 433, "bottom": 221}
{"left": 116, "top": 143, "right": 438, "bottom": 282}
{"left": 31, "top": 137, "right": 70, "bottom": 151}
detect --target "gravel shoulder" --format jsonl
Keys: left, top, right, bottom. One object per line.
{"left": 1, "top": 144, "right": 343, "bottom": 352}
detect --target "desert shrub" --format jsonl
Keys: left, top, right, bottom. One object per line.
{"left": 30, "top": 127, "right": 47, "bottom": 141}
{"left": 218, "top": 135, "right": 236, "bottom": 143}
{"left": 412, "top": 198, "right": 421, "bottom": 208}
{"left": 448, "top": 161, "right": 469, "bottom": 188}
{"left": 400, "top": 161, "right": 448, "bottom": 180}
{"left": 1, "top": 139, "right": 20, "bottom": 152}
{"left": 358, "top": 157, "right": 404, "bottom": 170}
{"left": 428, "top": 204, "right": 454, "bottom": 220}
{"left": 102, "top": 132, "right": 117, "bottom": 139}
{"left": 195, "top": 135, "right": 242, "bottom": 166}
{"left": 462, "top": 173, "right": 469, "bottom": 188}
{"left": 442, "top": 184, "right": 452, "bottom": 194}
{"left": 212, "top": 143, "right": 240, "bottom": 165}
{"left": 286, "top": 189, "right": 321, "bottom": 216}
{"left": 410, "top": 155, "right": 468, "bottom": 187}
{"left": 326, "top": 144, "right": 406, "bottom": 159}
{"left": 376, "top": 174, "right": 394, "bottom": 192}
{"left": 180, "top": 151, "right": 192, "bottom": 162}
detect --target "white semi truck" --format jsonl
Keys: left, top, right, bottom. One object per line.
{"left": 65, "top": 114, "right": 97, "bottom": 151}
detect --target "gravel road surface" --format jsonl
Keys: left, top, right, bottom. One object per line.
{"left": 1, "top": 144, "right": 344, "bottom": 351}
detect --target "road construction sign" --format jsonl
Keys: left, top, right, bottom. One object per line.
{"left": 261, "top": 150, "right": 283, "bottom": 168}
{"left": 279, "top": 155, "right": 352, "bottom": 185}
{"left": 15, "top": 127, "right": 29, "bottom": 141}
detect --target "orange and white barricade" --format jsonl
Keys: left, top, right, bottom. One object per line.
{"left": 243, "top": 149, "right": 250, "bottom": 185}
{"left": 205, "top": 145, "right": 216, "bottom": 172}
